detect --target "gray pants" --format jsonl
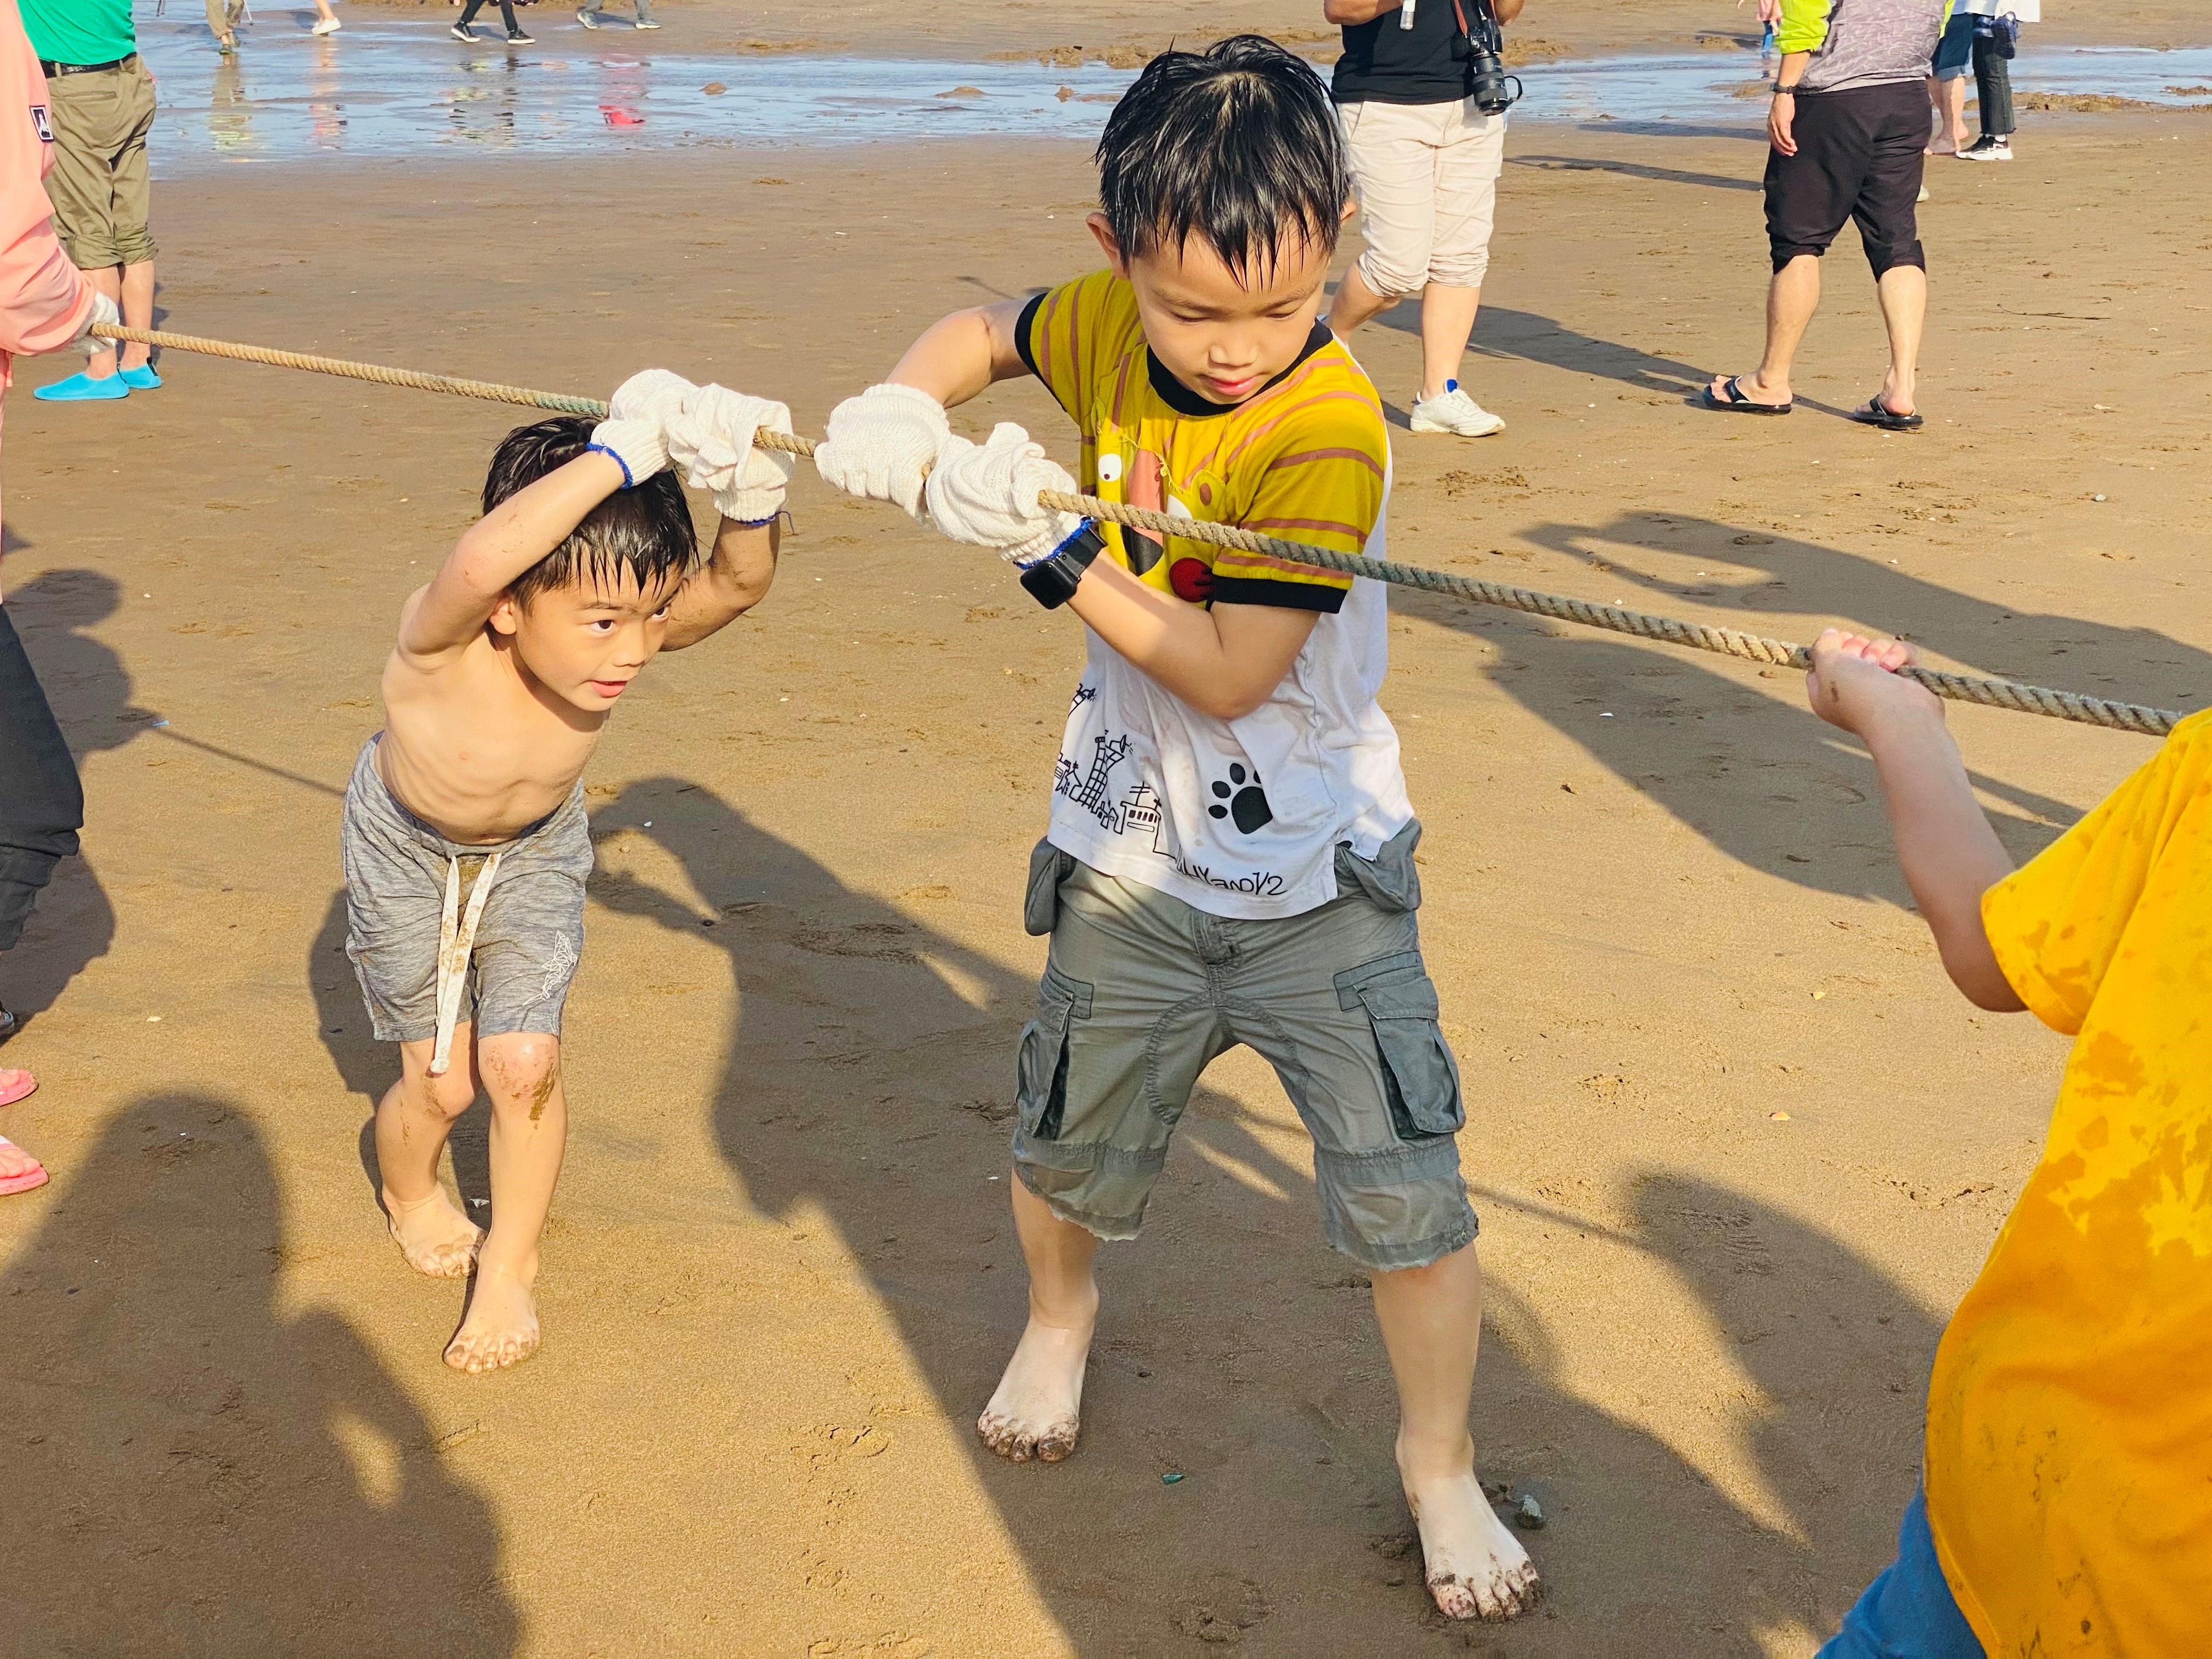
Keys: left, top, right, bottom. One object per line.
{"left": 1013, "top": 822, "right": 1479, "bottom": 1272}
{"left": 582, "top": 0, "right": 654, "bottom": 19}
{"left": 340, "top": 740, "right": 591, "bottom": 1046}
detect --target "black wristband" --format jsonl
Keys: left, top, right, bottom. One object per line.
{"left": 1019, "top": 521, "right": 1104, "bottom": 610}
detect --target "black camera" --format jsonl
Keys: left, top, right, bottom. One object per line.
{"left": 1457, "top": 0, "right": 1523, "bottom": 115}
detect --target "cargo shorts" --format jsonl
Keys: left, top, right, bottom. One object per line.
{"left": 42, "top": 59, "right": 159, "bottom": 270}
{"left": 1012, "top": 820, "right": 1479, "bottom": 1272}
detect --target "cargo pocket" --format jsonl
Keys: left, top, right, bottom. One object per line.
{"left": 1335, "top": 951, "right": 1464, "bottom": 1139}
{"left": 1015, "top": 966, "right": 1093, "bottom": 1142}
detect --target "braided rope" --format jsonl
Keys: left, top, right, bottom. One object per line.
{"left": 93, "top": 323, "right": 2181, "bottom": 737}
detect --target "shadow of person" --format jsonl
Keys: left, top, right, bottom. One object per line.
{"left": 1365, "top": 301, "right": 1719, "bottom": 399}
{"left": 585, "top": 777, "right": 1886, "bottom": 1649}
{"left": 0, "top": 569, "right": 143, "bottom": 1025}
{"left": 1, "top": 1098, "right": 520, "bottom": 1656}
{"left": 1385, "top": 511, "right": 2158, "bottom": 896}
{"left": 1509, "top": 153, "right": 1762, "bottom": 193}
{"left": 1624, "top": 1170, "right": 1952, "bottom": 1632}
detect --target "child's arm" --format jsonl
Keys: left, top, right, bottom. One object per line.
{"left": 398, "top": 449, "right": 633, "bottom": 662}
{"left": 1805, "top": 629, "right": 2026, "bottom": 1012}
{"left": 662, "top": 515, "right": 780, "bottom": 651}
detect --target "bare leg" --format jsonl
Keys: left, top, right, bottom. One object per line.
{"left": 1710, "top": 252, "right": 1820, "bottom": 408}
{"left": 1325, "top": 261, "right": 1405, "bottom": 341}
{"left": 1928, "top": 77, "right": 1968, "bottom": 153}
{"left": 979, "top": 1176, "right": 1098, "bottom": 1462}
{"left": 373, "top": 1028, "right": 484, "bottom": 1277}
{"left": 117, "top": 261, "right": 155, "bottom": 373}
{"left": 444, "top": 1031, "right": 566, "bottom": 1373}
{"left": 82, "top": 267, "right": 121, "bottom": 380}
{"left": 1417, "top": 281, "right": 1483, "bottom": 402}
{"left": 1370, "top": 1243, "right": 1541, "bottom": 1622}
{"left": 1872, "top": 263, "right": 1928, "bottom": 415}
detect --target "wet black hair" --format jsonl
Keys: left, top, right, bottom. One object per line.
{"left": 483, "top": 415, "right": 699, "bottom": 607}
{"left": 1094, "top": 35, "right": 1350, "bottom": 282}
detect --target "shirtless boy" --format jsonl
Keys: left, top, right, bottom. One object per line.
{"left": 815, "top": 37, "right": 1538, "bottom": 1622}
{"left": 345, "top": 373, "right": 791, "bottom": 1372}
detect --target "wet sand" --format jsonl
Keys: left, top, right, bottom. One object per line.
{"left": 4, "top": 12, "right": 2211, "bottom": 1657}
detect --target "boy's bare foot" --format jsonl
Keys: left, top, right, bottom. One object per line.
{"left": 444, "top": 1261, "right": 539, "bottom": 1373}
{"left": 978, "top": 1317, "right": 1091, "bottom": 1462}
{"left": 384, "top": 1186, "right": 483, "bottom": 1278}
{"left": 1404, "top": 1469, "right": 1542, "bottom": 1621}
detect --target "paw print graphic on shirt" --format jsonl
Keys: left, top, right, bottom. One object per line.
{"left": 1207, "top": 764, "right": 1273, "bottom": 834}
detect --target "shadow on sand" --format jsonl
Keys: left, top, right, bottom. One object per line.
{"left": 0, "top": 1099, "right": 520, "bottom": 1655}
{"left": 574, "top": 776, "right": 1944, "bottom": 1651}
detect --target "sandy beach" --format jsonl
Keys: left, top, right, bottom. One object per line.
{"left": 3, "top": 4, "right": 2209, "bottom": 1654}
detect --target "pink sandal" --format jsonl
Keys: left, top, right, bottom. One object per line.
{"left": 0, "top": 1068, "right": 34, "bottom": 1109}
{"left": 0, "top": 1133, "right": 47, "bottom": 1195}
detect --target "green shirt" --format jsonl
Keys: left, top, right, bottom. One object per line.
{"left": 18, "top": 0, "right": 137, "bottom": 67}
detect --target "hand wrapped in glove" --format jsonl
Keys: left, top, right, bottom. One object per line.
{"left": 590, "top": 368, "right": 695, "bottom": 488}
{"left": 813, "top": 382, "right": 950, "bottom": 518}
{"left": 664, "top": 383, "right": 797, "bottom": 524}
{"left": 71, "top": 291, "right": 121, "bottom": 359}
{"left": 924, "top": 422, "right": 1085, "bottom": 567}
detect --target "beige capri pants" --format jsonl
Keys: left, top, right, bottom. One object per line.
{"left": 1340, "top": 97, "right": 1507, "bottom": 299}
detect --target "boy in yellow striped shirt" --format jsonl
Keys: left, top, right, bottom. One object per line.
{"left": 815, "top": 35, "right": 1538, "bottom": 1624}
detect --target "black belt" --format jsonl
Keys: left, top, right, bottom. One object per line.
{"left": 40, "top": 54, "right": 136, "bottom": 77}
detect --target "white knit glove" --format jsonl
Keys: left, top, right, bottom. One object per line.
{"left": 814, "top": 382, "right": 950, "bottom": 518}
{"left": 73, "top": 290, "right": 120, "bottom": 359}
{"left": 588, "top": 417, "right": 670, "bottom": 489}
{"left": 608, "top": 367, "right": 696, "bottom": 427}
{"left": 924, "top": 423, "right": 1085, "bottom": 567}
{"left": 665, "top": 383, "right": 797, "bottom": 523}
{"left": 590, "top": 369, "right": 690, "bottom": 487}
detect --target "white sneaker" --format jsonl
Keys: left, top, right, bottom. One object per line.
{"left": 575, "top": 7, "right": 599, "bottom": 23}
{"left": 311, "top": 15, "right": 341, "bottom": 32}
{"left": 1960, "top": 137, "right": 2012, "bottom": 162}
{"left": 634, "top": 16, "right": 660, "bottom": 25}
{"left": 1408, "top": 381, "right": 1505, "bottom": 438}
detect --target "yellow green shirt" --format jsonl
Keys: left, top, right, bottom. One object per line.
{"left": 1929, "top": 710, "right": 2212, "bottom": 1654}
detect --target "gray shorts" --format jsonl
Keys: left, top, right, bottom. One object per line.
{"left": 1013, "top": 820, "right": 1479, "bottom": 1273}
{"left": 340, "top": 739, "right": 592, "bottom": 1046}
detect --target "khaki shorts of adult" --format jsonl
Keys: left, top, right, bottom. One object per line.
{"left": 1339, "top": 97, "right": 1506, "bottom": 300}
{"left": 42, "top": 57, "right": 159, "bottom": 272}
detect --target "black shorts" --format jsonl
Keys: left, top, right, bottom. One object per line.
{"left": 0, "top": 606, "right": 83, "bottom": 953}
{"left": 1764, "top": 80, "right": 1928, "bottom": 278}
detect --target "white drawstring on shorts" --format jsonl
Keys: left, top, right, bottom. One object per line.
{"left": 428, "top": 850, "right": 503, "bottom": 1077}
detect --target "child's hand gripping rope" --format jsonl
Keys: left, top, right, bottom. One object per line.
{"left": 664, "top": 383, "right": 797, "bottom": 524}
{"left": 813, "top": 382, "right": 952, "bottom": 518}
{"left": 924, "top": 423, "right": 1085, "bottom": 566}
{"left": 587, "top": 367, "right": 690, "bottom": 488}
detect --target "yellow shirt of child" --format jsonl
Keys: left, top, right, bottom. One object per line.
{"left": 1928, "top": 710, "right": 2212, "bottom": 1655}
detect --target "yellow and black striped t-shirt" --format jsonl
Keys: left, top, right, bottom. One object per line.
{"left": 1015, "top": 270, "right": 1387, "bottom": 614}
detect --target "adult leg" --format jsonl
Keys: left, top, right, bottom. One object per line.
{"left": 110, "top": 66, "right": 159, "bottom": 377}
{"left": 1929, "top": 76, "right": 1968, "bottom": 154}
{"left": 1713, "top": 89, "right": 1850, "bottom": 408}
{"left": 1852, "top": 86, "right": 1932, "bottom": 416}
{"left": 630, "top": 0, "right": 656, "bottom": 23}
{"left": 445, "top": 1029, "right": 566, "bottom": 1371}
{"left": 1328, "top": 103, "right": 1437, "bottom": 342}
{"left": 979, "top": 1177, "right": 1100, "bottom": 1461}
{"left": 82, "top": 268, "right": 122, "bottom": 380}
{"left": 40, "top": 77, "right": 125, "bottom": 384}
{"left": 0, "top": 604, "right": 83, "bottom": 1132}
{"left": 1414, "top": 101, "right": 1505, "bottom": 403}
{"left": 373, "top": 1027, "right": 486, "bottom": 1276}
{"left": 1972, "top": 27, "right": 2016, "bottom": 142}
{"left": 116, "top": 264, "right": 154, "bottom": 374}
{"left": 1372, "top": 1243, "right": 1539, "bottom": 1621}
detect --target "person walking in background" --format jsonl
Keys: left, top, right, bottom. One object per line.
{"left": 1930, "top": 0, "right": 2032, "bottom": 160}
{"left": 1321, "top": 0, "right": 1528, "bottom": 440}
{"left": 1742, "top": 0, "right": 1782, "bottom": 63}
{"left": 309, "top": 0, "right": 342, "bottom": 37}
{"left": 0, "top": 0, "right": 123, "bottom": 1189}
{"left": 1701, "top": 0, "right": 1947, "bottom": 430}
{"left": 20, "top": 0, "right": 157, "bottom": 401}
{"left": 576, "top": 0, "right": 658, "bottom": 31}
{"left": 452, "top": 0, "right": 532, "bottom": 45}
{"left": 207, "top": 0, "right": 244, "bottom": 55}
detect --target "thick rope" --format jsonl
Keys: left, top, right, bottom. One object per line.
{"left": 93, "top": 323, "right": 2182, "bottom": 737}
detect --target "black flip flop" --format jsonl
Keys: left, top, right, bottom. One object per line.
{"left": 1700, "top": 375, "right": 1792, "bottom": 416}
{"left": 1850, "top": 397, "right": 1925, "bottom": 431}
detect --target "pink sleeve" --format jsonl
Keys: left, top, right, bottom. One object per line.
{"left": 0, "top": 5, "right": 92, "bottom": 369}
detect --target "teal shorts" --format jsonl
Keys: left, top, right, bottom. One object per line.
{"left": 1012, "top": 821, "right": 1479, "bottom": 1272}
